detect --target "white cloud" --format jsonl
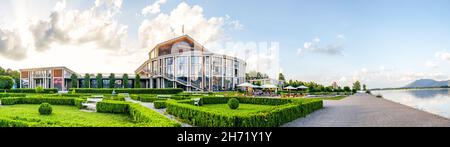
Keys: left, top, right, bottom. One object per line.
{"left": 138, "top": 2, "right": 241, "bottom": 49}
{"left": 0, "top": 26, "right": 27, "bottom": 60}
{"left": 142, "top": 0, "right": 167, "bottom": 15}
{"left": 297, "top": 35, "right": 344, "bottom": 56}
{"left": 425, "top": 61, "right": 438, "bottom": 68}
{"left": 29, "top": 0, "right": 127, "bottom": 52}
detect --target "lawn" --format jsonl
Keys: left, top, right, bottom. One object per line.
{"left": 0, "top": 104, "right": 141, "bottom": 127}
{"left": 200, "top": 104, "right": 275, "bottom": 115}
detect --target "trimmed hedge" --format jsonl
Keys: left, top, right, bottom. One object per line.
{"left": 96, "top": 101, "right": 129, "bottom": 114}
{"left": 1, "top": 97, "right": 76, "bottom": 105}
{"left": 0, "top": 88, "right": 58, "bottom": 94}
{"left": 154, "top": 101, "right": 166, "bottom": 109}
{"left": 74, "top": 98, "right": 86, "bottom": 109}
{"left": 0, "top": 117, "right": 34, "bottom": 127}
{"left": 96, "top": 101, "right": 180, "bottom": 127}
{"left": 0, "top": 93, "right": 26, "bottom": 98}
{"left": 71, "top": 88, "right": 183, "bottom": 94}
{"left": 165, "top": 99, "right": 323, "bottom": 127}
{"left": 201, "top": 96, "right": 292, "bottom": 106}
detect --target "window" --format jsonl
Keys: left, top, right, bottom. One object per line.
{"left": 213, "top": 57, "right": 222, "bottom": 76}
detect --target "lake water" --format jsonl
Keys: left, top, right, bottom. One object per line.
{"left": 372, "top": 89, "right": 450, "bottom": 118}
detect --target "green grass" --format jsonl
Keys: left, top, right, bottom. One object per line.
{"left": 0, "top": 104, "right": 142, "bottom": 127}
{"left": 200, "top": 103, "right": 275, "bottom": 115}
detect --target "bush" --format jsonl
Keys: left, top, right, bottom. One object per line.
{"left": 202, "top": 96, "right": 292, "bottom": 106}
{"left": 2, "top": 88, "right": 58, "bottom": 94}
{"left": 154, "top": 101, "right": 167, "bottom": 109}
{"left": 35, "top": 86, "right": 44, "bottom": 93}
{"left": 96, "top": 101, "right": 129, "bottom": 114}
{"left": 141, "top": 97, "right": 167, "bottom": 102}
{"left": 70, "top": 88, "right": 183, "bottom": 94}
{"left": 227, "top": 98, "right": 239, "bottom": 109}
{"left": 74, "top": 98, "right": 86, "bottom": 109}
{"left": 39, "top": 103, "right": 53, "bottom": 115}
{"left": 0, "top": 93, "right": 26, "bottom": 98}
{"left": 95, "top": 101, "right": 180, "bottom": 127}
{"left": 1, "top": 97, "right": 76, "bottom": 105}
{"left": 0, "top": 76, "right": 14, "bottom": 90}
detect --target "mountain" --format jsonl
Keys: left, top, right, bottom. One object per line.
{"left": 405, "top": 79, "right": 449, "bottom": 88}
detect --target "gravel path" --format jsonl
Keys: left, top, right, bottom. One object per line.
{"left": 283, "top": 93, "right": 450, "bottom": 127}
{"left": 125, "top": 98, "right": 192, "bottom": 127}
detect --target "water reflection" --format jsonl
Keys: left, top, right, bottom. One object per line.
{"left": 373, "top": 88, "right": 450, "bottom": 118}
{"left": 405, "top": 89, "right": 450, "bottom": 99}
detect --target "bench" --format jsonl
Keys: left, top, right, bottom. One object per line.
{"left": 193, "top": 98, "right": 201, "bottom": 106}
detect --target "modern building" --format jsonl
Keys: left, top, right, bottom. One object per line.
{"left": 19, "top": 35, "right": 247, "bottom": 92}
{"left": 19, "top": 67, "right": 76, "bottom": 91}
{"left": 135, "top": 35, "right": 246, "bottom": 91}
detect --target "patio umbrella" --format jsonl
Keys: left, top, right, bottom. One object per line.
{"left": 297, "top": 86, "right": 308, "bottom": 89}
{"left": 237, "top": 82, "right": 255, "bottom": 95}
{"left": 261, "top": 84, "right": 278, "bottom": 89}
{"left": 284, "top": 86, "right": 297, "bottom": 97}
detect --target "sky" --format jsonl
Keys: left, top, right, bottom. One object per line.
{"left": 1, "top": 0, "right": 450, "bottom": 89}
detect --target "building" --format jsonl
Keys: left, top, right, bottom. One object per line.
{"left": 135, "top": 35, "right": 247, "bottom": 91}
{"left": 19, "top": 67, "right": 76, "bottom": 91}
{"left": 19, "top": 35, "right": 247, "bottom": 92}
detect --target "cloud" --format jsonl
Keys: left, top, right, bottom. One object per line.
{"left": 142, "top": 0, "right": 167, "bottom": 15}
{"left": 29, "top": 0, "right": 128, "bottom": 52}
{"left": 425, "top": 61, "right": 438, "bottom": 68}
{"left": 138, "top": 2, "right": 241, "bottom": 48}
{"left": 297, "top": 35, "right": 344, "bottom": 56}
{"left": 435, "top": 51, "right": 450, "bottom": 61}
{"left": 0, "top": 27, "right": 27, "bottom": 60}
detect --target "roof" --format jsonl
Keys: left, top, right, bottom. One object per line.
{"left": 19, "top": 66, "right": 77, "bottom": 74}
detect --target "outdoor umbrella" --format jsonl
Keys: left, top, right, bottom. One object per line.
{"left": 284, "top": 86, "right": 297, "bottom": 97}
{"left": 297, "top": 86, "right": 308, "bottom": 89}
{"left": 237, "top": 82, "right": 255, "bottom": 95}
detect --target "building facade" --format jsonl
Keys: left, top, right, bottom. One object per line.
{"left": 19, "top": 35, "right": 247, "bottom": 92}
{"left": 135, "top": 35, "right": 247, "bottom": 91}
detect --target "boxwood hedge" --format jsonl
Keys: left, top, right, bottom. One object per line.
{"left": 1, "top": 97, "right": 76, "bottom": 105}
{"left": 96, "top": 101, "right": 180, "bottom": 127}
{"left": 201, "top": 96, "right": 293, "bottom": 106}
{"left": 165, "top": 98, "right": 323, "bottom": 127}
{"left": 0, "top": 93, "right": 26, "bottom": 98}
{"left": 154, "top": 101, "right": 166, "bottom": 109}
{"left": 0, "top": 88, "right": 58, "bottom": 93}
{"left": 70, "top": 88, "right": 183, "bottom": 94}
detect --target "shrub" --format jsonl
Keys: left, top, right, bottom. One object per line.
{"left": 0, "top": 93, "right": 26, "bottom": 98}
{"left": 74, "top": 98, "right": 86, "bottom": 109}
{"left": 70, "top": 88, "right": 183, "bottom": 94}
{"left": 96, "top": 101, "right": 129, "bottom": 114}
{"left": 35, "top": 86, "right": 44, "bottom": 93}
{"left": 39, "top": 103, "right": 53, "bottom": 115}
{"left": 140, "top": 97, "right": 167, "bottom": 102}
{"left": 2, "top": 88, "right": 58, "bottom": 93}
{"left": 202, "top": 96, "right": 292, "bottom": 105}
{"left": 1, "top": 97, "right": 76, "bottom": 105}
{"left": 228, "top": 98, "right": 239, "bottom": 109}
{"left": 154, "top": 101, "right": 167, "bottom": 109}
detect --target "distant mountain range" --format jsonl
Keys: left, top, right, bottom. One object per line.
{"left": 405, "top": 79, "right": 450, "bottom": 88}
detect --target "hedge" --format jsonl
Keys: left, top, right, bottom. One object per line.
{"left": 74, "top": 98, "right": 86, "bottom": 109}
{"left": 0, "top": 88, "right": 58, "bottom": 93}
{"left": 0, "top": 117, "right": 35, "bottom": 127}
{"left": 165, "top": 99, "right": 323, "bottom": 127}
{"left": 96, "top": 101, "right": 180, "bottom": 127}
{"left": 96, "top": 100, "right": 129, "bottom": 114}
{"left": 154, "top": 101, "right": 166, "bottom": 109}
{"left": 70, "top": 88, "right": 183, "bottom": 94}
{"left": 141, "top": 97, "right": 167, "bottom": 102}
{"left": 1, "top": 97, "right": 76, "bottom": 105}
{"left": 0, "top": 93, "right": 26, "bottom": 98}
{"left": 201, "top": 96, "right": 292, "bottom": 106}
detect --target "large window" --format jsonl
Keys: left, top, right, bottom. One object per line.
{"left": 225, "top": 59, "right": 233, "bottom": 77}
{"left": 213, "top": 57, "right": 222, "bottom": 76}
{"left": 176, "top": 56, "right": 188, "bottom": 83}
{"left": 165, "top": 57, "right": 174, "bottom": 78}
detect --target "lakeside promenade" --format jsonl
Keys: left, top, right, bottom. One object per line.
{"left": 283, "top": 93, "right": 450, "bottom": 127}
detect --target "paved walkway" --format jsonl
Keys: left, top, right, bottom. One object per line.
{"left": 283, "top": 93, "right": 450, "bottom": 127}
{"left": 125, "top": 98, "right": 192, "bottom": 127}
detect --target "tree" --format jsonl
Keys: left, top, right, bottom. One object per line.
{"left": 71, "top": 74, "right": 78, "bottom": 88}
{"left": 0, "top": 76, "right": 14, "bottom": 90}
{"left": 134, "top": 74, "right": 141, "bottom": 88}
{"left": 83, "top": 74, "right": 90, "bottom": 88}
{"left": 123, "top": 74, "right": 129, "bottom": 88}
{"left": 343, "top": 86, "right": 351, "bottom": 92}
{"left": 109, "top": 73, "right": 115, "bottom": 88}
{"left": 0, "top": 66, "right": 20, "bottom": 88}
{"left": 353, "top": 81, "right": 361, "bottom": 91}
{"left": 278, "top": 73, "right": 286, "bottom": 81}
{"left": 363, "top": 84, "right": 367, "bottom": 91}
{"left": 96, "top": 74, "right": 103, "bottom": 88}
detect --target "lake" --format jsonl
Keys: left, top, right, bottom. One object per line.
{"left": 372, "top": 88, "right": 450, "bottom": 119}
